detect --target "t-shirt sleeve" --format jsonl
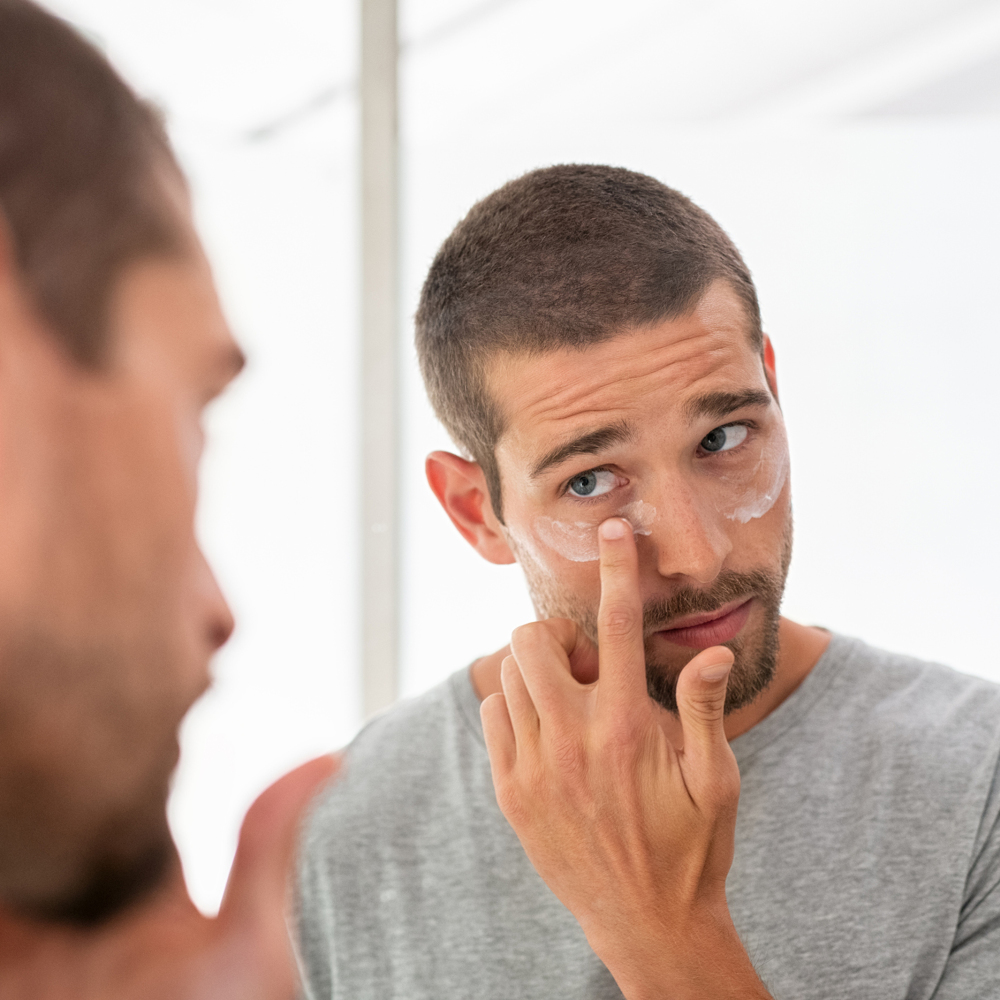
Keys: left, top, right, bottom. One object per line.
{"left": 931, "top": 759, "right": 1000, "bottom": 999}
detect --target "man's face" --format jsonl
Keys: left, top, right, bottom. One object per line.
{"left": 490, "top": 281, "right": 792, "bottom": 713}
{"left": 0, "top": 190, "right": 241, "bottom": 922}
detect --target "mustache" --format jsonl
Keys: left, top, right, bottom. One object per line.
{"left": 642, "top": 569, "right": 782, "bottom": 633}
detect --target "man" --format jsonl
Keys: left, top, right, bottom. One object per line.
{"left": 298, "top": 165, "right": 1000, "bottom": 998}
{"left": 0, "top": 2, "right": 334, "bottom": 994}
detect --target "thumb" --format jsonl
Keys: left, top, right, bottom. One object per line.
{"left": 675, "top": 646, "right": 734, "bottom": 771}
{"left": 218, "top": 754, "right": 340, "bottom": 932}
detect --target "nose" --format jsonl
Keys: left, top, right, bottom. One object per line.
{"left": 646, "top": 478, "right": 732, "bottom": 585}
{"left": 195, "top": 546, "right": 235, "bottom": 652}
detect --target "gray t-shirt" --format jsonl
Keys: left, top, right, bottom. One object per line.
{"left": 297, "top": 634, "right": 1000, "bottom": 999}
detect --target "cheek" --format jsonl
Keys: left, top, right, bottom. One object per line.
{"left": 727, "top": 482, "right": 793, "bottom": 571}
{"left": 534, "top": 518, "right": 601, "bottom": 562}
{"left": 719, "top": 422, "right": 790, "bottom": 525}
{"left": 505, "top": 523, "right": 602, "bottom": 620}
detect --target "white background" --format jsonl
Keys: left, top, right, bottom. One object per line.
{"left": 42, "top": 0, "right": 1000, "bottom": 912}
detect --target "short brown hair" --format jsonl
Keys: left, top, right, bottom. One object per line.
{"left": 0, "top": 0, "right": 182, "bottom": 365}
{"left": 415, "top": 164, "right": 762, "bottom": 520}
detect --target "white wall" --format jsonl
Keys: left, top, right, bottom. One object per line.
{"left": 43, "top": 0, "right": 1000, "bottom": 911}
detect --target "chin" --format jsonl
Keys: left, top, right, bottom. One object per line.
{"left": 645, "top": 604, "right": 781, "bottom": 716}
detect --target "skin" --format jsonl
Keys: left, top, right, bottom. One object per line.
{"left": 427, "top": 280, "right": 830, "bottom": 997}
{"left": 0, "top": 180, "right": 336, "bottom": 996}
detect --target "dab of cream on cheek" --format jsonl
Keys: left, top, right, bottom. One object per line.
{"left": 533, "top": 500, "right": 657, "bottom": 563}
{"left": 722, "top": 425, "right": 790, "bottom": 524}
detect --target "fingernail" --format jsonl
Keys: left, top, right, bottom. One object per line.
{"left": 699, "top": 660, "right": 732, "bottom": 683}
{"left": 599, "top": 518, "right": 627, "bottom": 540}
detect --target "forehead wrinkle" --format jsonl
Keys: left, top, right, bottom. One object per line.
{"left": 520, "top": 331, "right": 733, "bottom": 431}
{"left": 491, "top": 286, "right": 757, "bottom": 465}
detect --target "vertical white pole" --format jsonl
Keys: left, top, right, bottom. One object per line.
{"left": 360, "top": 0, "right": 399, "bottom": 717}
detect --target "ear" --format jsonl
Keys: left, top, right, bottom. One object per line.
{"left": 762, "top": 334, "right": 779, "bottom": 402}
{"left": 0, "top": 207, "right": 14, "bottom": 279}
{"left": 426, "top": 451, "right": 515, "bottom": 565}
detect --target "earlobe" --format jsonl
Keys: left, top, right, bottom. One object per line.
{"left": 762, "top": 335, "right": 779, "bottom": 402}
{"left": 425, "top": 451, "right": 516, "bottom": 565}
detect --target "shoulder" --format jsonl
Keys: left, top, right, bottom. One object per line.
{"left": 831, "top": 635, "right": 1000, "bottom": 732}
{"left": 820, "top": 634, "right": 1000, "bottom": 782}
{"left": 301, "top": 668, "right": 483, "bottom": 852}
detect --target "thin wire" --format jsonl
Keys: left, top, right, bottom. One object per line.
{"left": 244, "top": 0, "right": 526, "bottom": 141}
{"left": 246, "top": 80, "right": 356, "bottom": 141}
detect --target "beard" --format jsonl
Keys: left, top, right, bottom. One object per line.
{"left": 0, "top": 619, "right": 185, "bottom": 925}
{"left": 517, "top": 516, "right": 793, "bottom": 716}
{"left": 638, "top": 563, "right": 786, "bottom": 713}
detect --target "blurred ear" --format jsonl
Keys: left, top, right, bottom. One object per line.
{"left": 763, "top": 334, "right": 779, "bottom": 401}
{"left": 0, "top": 210, "right": 37, "bottom": 360}
{"left": 426, "top": 451, "right": 515, "bottom": 565}
{"left": 0, "top": 208, "right": 13, "bottom": 278}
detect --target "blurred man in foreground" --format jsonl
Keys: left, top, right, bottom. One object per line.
{"left": 0, "top": 1, "right": 334, "bottom": 994}
{"left": 298, "top": 166, "right": 1000, "bottom": 999}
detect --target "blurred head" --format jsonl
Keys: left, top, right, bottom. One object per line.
{"left": 420, "top": 165, "right": 791, "bottom": 715}
{"left": 0, "top": 0, "right": 239, "bottom": 923}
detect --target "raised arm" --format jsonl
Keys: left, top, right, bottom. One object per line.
{"left": 481, "top": 517, "right": 771, "bottom": 1000}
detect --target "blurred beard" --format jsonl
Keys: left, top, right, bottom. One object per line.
{"left": 517, "top": 517, "right": 793, "bottom": 716}
{"left": 0, "top": 622, "right": 184, "bottom": 925}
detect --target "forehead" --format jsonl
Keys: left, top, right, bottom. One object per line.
{"left": 490, "top": 281, "right": 765, "bottom": 467}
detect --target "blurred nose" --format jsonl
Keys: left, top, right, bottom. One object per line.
{"left": 195, "top": 546, "right": 235, "bottom": 652}
{"left": 647, "top": 478, "right": 732, "bottom": 585}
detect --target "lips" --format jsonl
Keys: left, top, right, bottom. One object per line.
{"left": 654, "top": 598, "right": 753, "bottom": 649}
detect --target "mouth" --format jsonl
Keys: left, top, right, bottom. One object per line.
{"left": 653, "top": 597, "right": 754, "bottom": 649}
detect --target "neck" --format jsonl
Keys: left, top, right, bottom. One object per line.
{"left": 470, "top": 616, "right": 830, "bottom": 742}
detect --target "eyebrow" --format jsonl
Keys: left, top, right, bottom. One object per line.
{"left": 685, "top": 388, "right": 773, "bottom": 422}
{"left": 530, "top": 419, "right": 637, "bottom": 479}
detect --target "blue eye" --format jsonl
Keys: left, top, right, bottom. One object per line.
{"left": 567, "top": 469, "right": 617, "bottom": 498}
{"left": 700, "top": 424, "right": 748, "bottom": 453}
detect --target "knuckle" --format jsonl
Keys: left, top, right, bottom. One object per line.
{"left": 597, "top": 716, "right": 643, "bottom": 763}
{"left": 685, "top": 697, "right": 725, "bottom": 725}
{"left": 510, "top": 622, "right": 537, "bottom": 649}
{"left": 550, "top": 617, "right": 578, "bottom": 647}
{"left": 494, "top": 779, "right": 526, "bottom": 825}
{"left": 510, "top": 622, "right": 549, "bottom": 659}
{"left": 698, "top": 760, "right": 741, "bottom": 812}
{"left": 601, "top": 605, "right": 638, "bottom": 639}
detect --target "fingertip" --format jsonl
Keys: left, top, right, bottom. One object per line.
{"left": 599, "top": 517, "right": 629, "bottom": 541}
{"left": 499, "top": 653, "right": 519, "bottom": 688}
{"left": 697, "top": 648, "right": 734, "bottom": 684}
{"left": 480, "top": 690, "right": 509, "bottom": 724}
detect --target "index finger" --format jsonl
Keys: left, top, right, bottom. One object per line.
{"left": 596, "top": 517, "right": 647, "bottom": 711}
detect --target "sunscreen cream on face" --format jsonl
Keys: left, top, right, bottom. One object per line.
{"left": 534, "top": 499, "right": 657, "bottom": 563}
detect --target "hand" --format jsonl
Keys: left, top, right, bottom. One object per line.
{"left": 0, "top": 754, "right": 338, "bottom": 999}
{"left": 481, "top": 518, "right": 769, "bottom": 1000}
